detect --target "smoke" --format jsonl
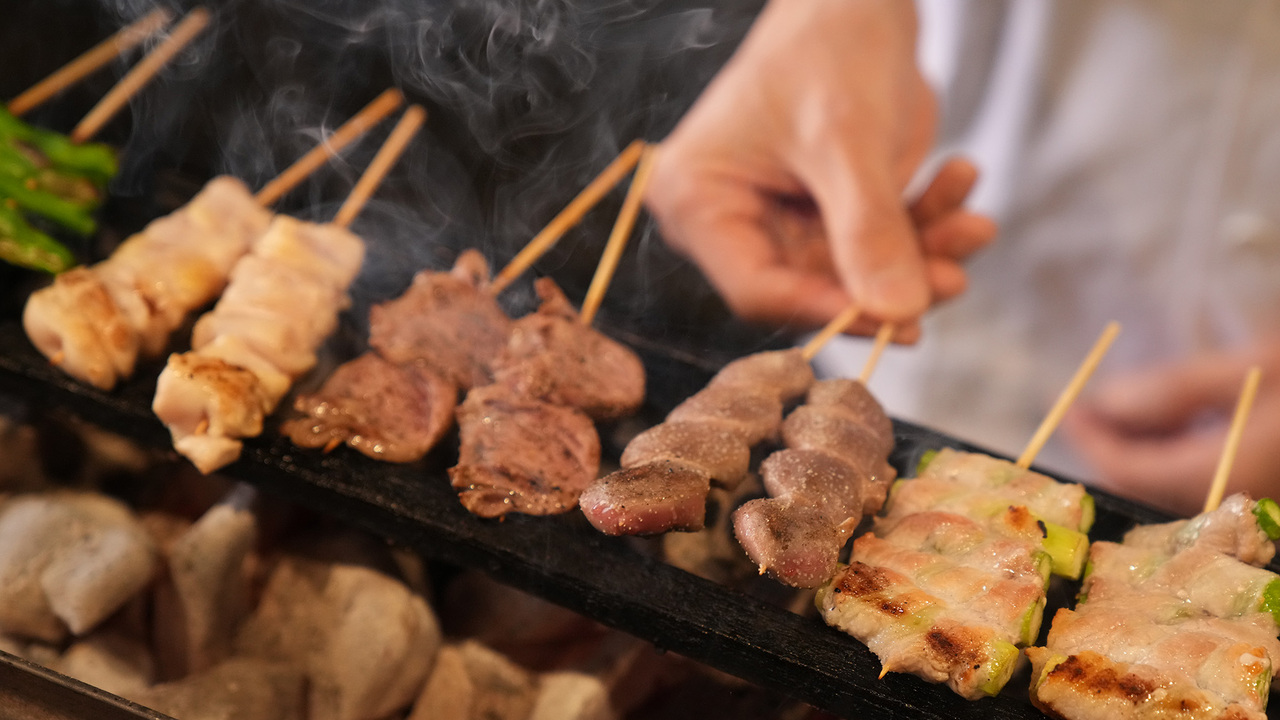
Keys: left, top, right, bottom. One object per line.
{"left": 15, "top": 0, "right": 778, "bottom": 358}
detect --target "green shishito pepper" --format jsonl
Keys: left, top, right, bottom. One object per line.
{"left": 0, "top": 107, "right": 117, "bottom": 186}
{"left": 0, "top": 202, "right": 74, "bottom": 273}
{"left": 0, "top": 174, "right": 96, "bottom": 235}
{"left": 0, "top": 142, "right": 102, "bottom": 209}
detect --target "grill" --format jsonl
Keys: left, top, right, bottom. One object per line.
{"left": 3, "top": 2, "right": 1275, "bottom": 719}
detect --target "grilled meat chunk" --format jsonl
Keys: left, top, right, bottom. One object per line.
{"left": 369, "top": 249, "right": 511, "bottom": 391}
{"left": 665, "top": 385, "right": 783, "bottom": 445}
{"left": 579, "top": 460, "right": 710, "bottom": 536}
{"left": 449, "top": 383, "right": 601, "bottom": 518}
{"left": 490, "top": 278, "right": 644, "bottom": 421}
{"left": 706, "top": 348, "right": 814, "bottom": 403}
{"left": 283, "top": 352, "right": 457, "bottom": 463}
{"left": 620, "top": 421, "right": 750, "bottom": 489}
{"left": 154, "top": 216, "right": 364, "bottom": 474}
{"left": 23, "top": 176, "right": 272, "bottom": 389}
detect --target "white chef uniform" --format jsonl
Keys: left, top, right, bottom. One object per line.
{"left": 814, "top": 0, "right": 1280, "bottom": 484}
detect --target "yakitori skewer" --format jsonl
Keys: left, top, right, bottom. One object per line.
{"left": 23, "top": 89, "right": 404, "bottom": 390}
{"left": 1204, "top": 366, "right": 1263, "bottom": 513}
{"left": 283, "top": 140, "right": 651, "bottom": 465}
{"left": 1016, "top": 320, "right": 1121, "bottom": 468}
{"left": 1, "top": 7, "right": 212, "bottom": 273}
{"left": 7, "top": 7, "right": 174, "bottom": 117}
{"left": 1028, "top": 366, "right": 1277, "bottom": 720}
{"left": 450, "top": 147, "right": 654, "bottom": 517}
{"left": 71, "top": 7, "right": 212, "bottom": 144}
{"left": 816, "top": 323, "right": 1119, "bottom": 700}
{"left": 489, "top": 139, "right": 646, "bottom": 295}
{"left": 153, "top": 105, "right": 427, "bottom": 474}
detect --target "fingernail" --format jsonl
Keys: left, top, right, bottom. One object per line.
{"left": 867, "top": 263, "right": 928, "bottom": 317}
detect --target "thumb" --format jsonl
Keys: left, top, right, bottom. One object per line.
{"left": 803, "top": 149, "right": 930, "bottom": 320}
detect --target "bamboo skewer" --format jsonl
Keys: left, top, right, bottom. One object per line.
{"left": 801, "top": 304, "right": 862, "bottom": 361}
{"left": 331, "top": 105, "right": 426, "bottom": 229}
{"left": 8, "top": 8, "right": 174, "bottom": 117}
{"left": 253, "top": 89, "right": 404, "bottom": 207}
{"left": 1203, "top": 366, "right": 1262, "bottom": 513}
{"left": 1016, "top": 321, "right": 1121, "bottom": 469}
{"left": 71, "top": 7, "right": 212, "bottom": 143}
{"left": 859, "top": 323, "right": 895, "bottom": 384}
{"left": 489, "top": 139, "right": 646, "bottom": 296}
{"left": 578, "top": 144, "right": 657, "bottom": 326}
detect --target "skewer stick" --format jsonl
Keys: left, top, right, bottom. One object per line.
{"left": 7, "top": 8, "right": 173, "bottom": 117}
{"left": 1016, "top": 321, "right": 1121, "bottom": 469}
{"left": 331, "top": 105, "right": 426, "bottom": 229}
{"left": 70, "top": 7, "right": 212, "bottom": 143}
{"left": 578, "top": 145, "right": 658, "bottom": 326}
{"left": 253, "top": 89, "right": 404, "bottom": 207}
{"left": 1203, "top": 366, "right": 1262, "bottom": 513}
{"left": 489, "top": 139, "right": 646, "bottom": 296}
{"left": 859, "top": 323, "right": 895, "bottom": 384}
{"left": 801, "top": 304, "right": 862, "bottom": 361}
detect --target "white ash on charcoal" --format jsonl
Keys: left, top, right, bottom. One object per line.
{"left": 233, "top": 552, "right": 441, "bottom": 720}
{"left": 0, "top": 491, "right": 157, "bottom": 642}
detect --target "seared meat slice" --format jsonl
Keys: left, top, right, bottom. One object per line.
{"left": 369, "top": 249, "right": 511, "bottom": 391}
{"left": 706, "top": 348, "right": 814, "bottom": 403}
{"left": 665, "top": 385, "right": 783, "bottom": 445}
{"left": 579, "top": 460, "right": 710, "bottom": 536}
{"left": 283, "top": 353, "right": 457, "bottom": 463}
{"left": 759, "top": 448, "right": 868, "bottom": 521}
{"left": 491, "top": 278, "right": 645, "bottom": 420}
{"left": 450, "top": 383, "right": 600, "bottom": 518}
{"left": 732, "top": 497, "right": 846, "bottom": 588}
{"left": 620, "top": 421, "right": 750, "bottom": 489}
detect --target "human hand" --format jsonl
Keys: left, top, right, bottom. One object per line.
{"left": 1062, "top": 342, "right": 1280, "bottom": 517}
{"left": 646, "top": 0, "right": 995, "bottom": 337}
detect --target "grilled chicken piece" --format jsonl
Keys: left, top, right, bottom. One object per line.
{"left": 450, "top": 383, "right": 601, "bottom": 517}
{"left": 0, "top": 492, "right": 157, "bottom": 642}
{"left": 582, "top": 349, "right": 815, "bottom": 536}
{"left": 154, "top": 215, "right": 365, "bottom": 474}
{"left": 283, "top": 352, "right": 457, "bottom": 463}
{"left": 369, "top": 249, "right": 511, "bottom": 391}
{"left": 491, "top": 278, "right": 645, "bottom": 421}
{"left": 23, "top": 177, "right": 273, "bottom": 389}
{"left": 235, "top": 555, "right": 441, "bottom": 720}
{"left": 579, "top": 461, "right": 711, "bottom": 535}
{"left": 733, "top": 379, "right": 896, "bottom": 588}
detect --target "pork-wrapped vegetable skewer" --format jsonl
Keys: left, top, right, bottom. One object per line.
{"left": 817, "top": 323, "right": 1116, "bottom": 700}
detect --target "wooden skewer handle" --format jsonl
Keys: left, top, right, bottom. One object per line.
{"left": 801, "top": 304, "right": 862, "bottom": 361}
{"left": 490, "top": 139, "right": 646, "bottom": 296}
{"left": 331, "top": 105, "right": 426, "bottom": 229}
{"left": 8, "top": 7, "right": 173, "bottom": 117}
{"left": 579, "top": 144, "right": 657, "bottom": 327}
{"left": 859, "top": 323, "right": 895, "bottom": 384}
{"left": 1203, "top": 366, "right": 1262, "bottom": 513}
{"left": 71, "top": 7, "right": 211, "bottom": 144}
{"left": 1016, "top": 321, "right": 1121, "bottom": 469}
{"left": 253, "top": 88, "right": 405, "bottom": 207}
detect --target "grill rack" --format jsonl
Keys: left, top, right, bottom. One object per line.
{"left": 0, "top": 312, "right": 1241, "bottom": 720}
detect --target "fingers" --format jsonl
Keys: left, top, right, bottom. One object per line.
{"left": 1081, "top": 353, "right": 1259, "bottom": 435}
{"left": 909, "top": 157, "right": 980, "bottom": 227}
